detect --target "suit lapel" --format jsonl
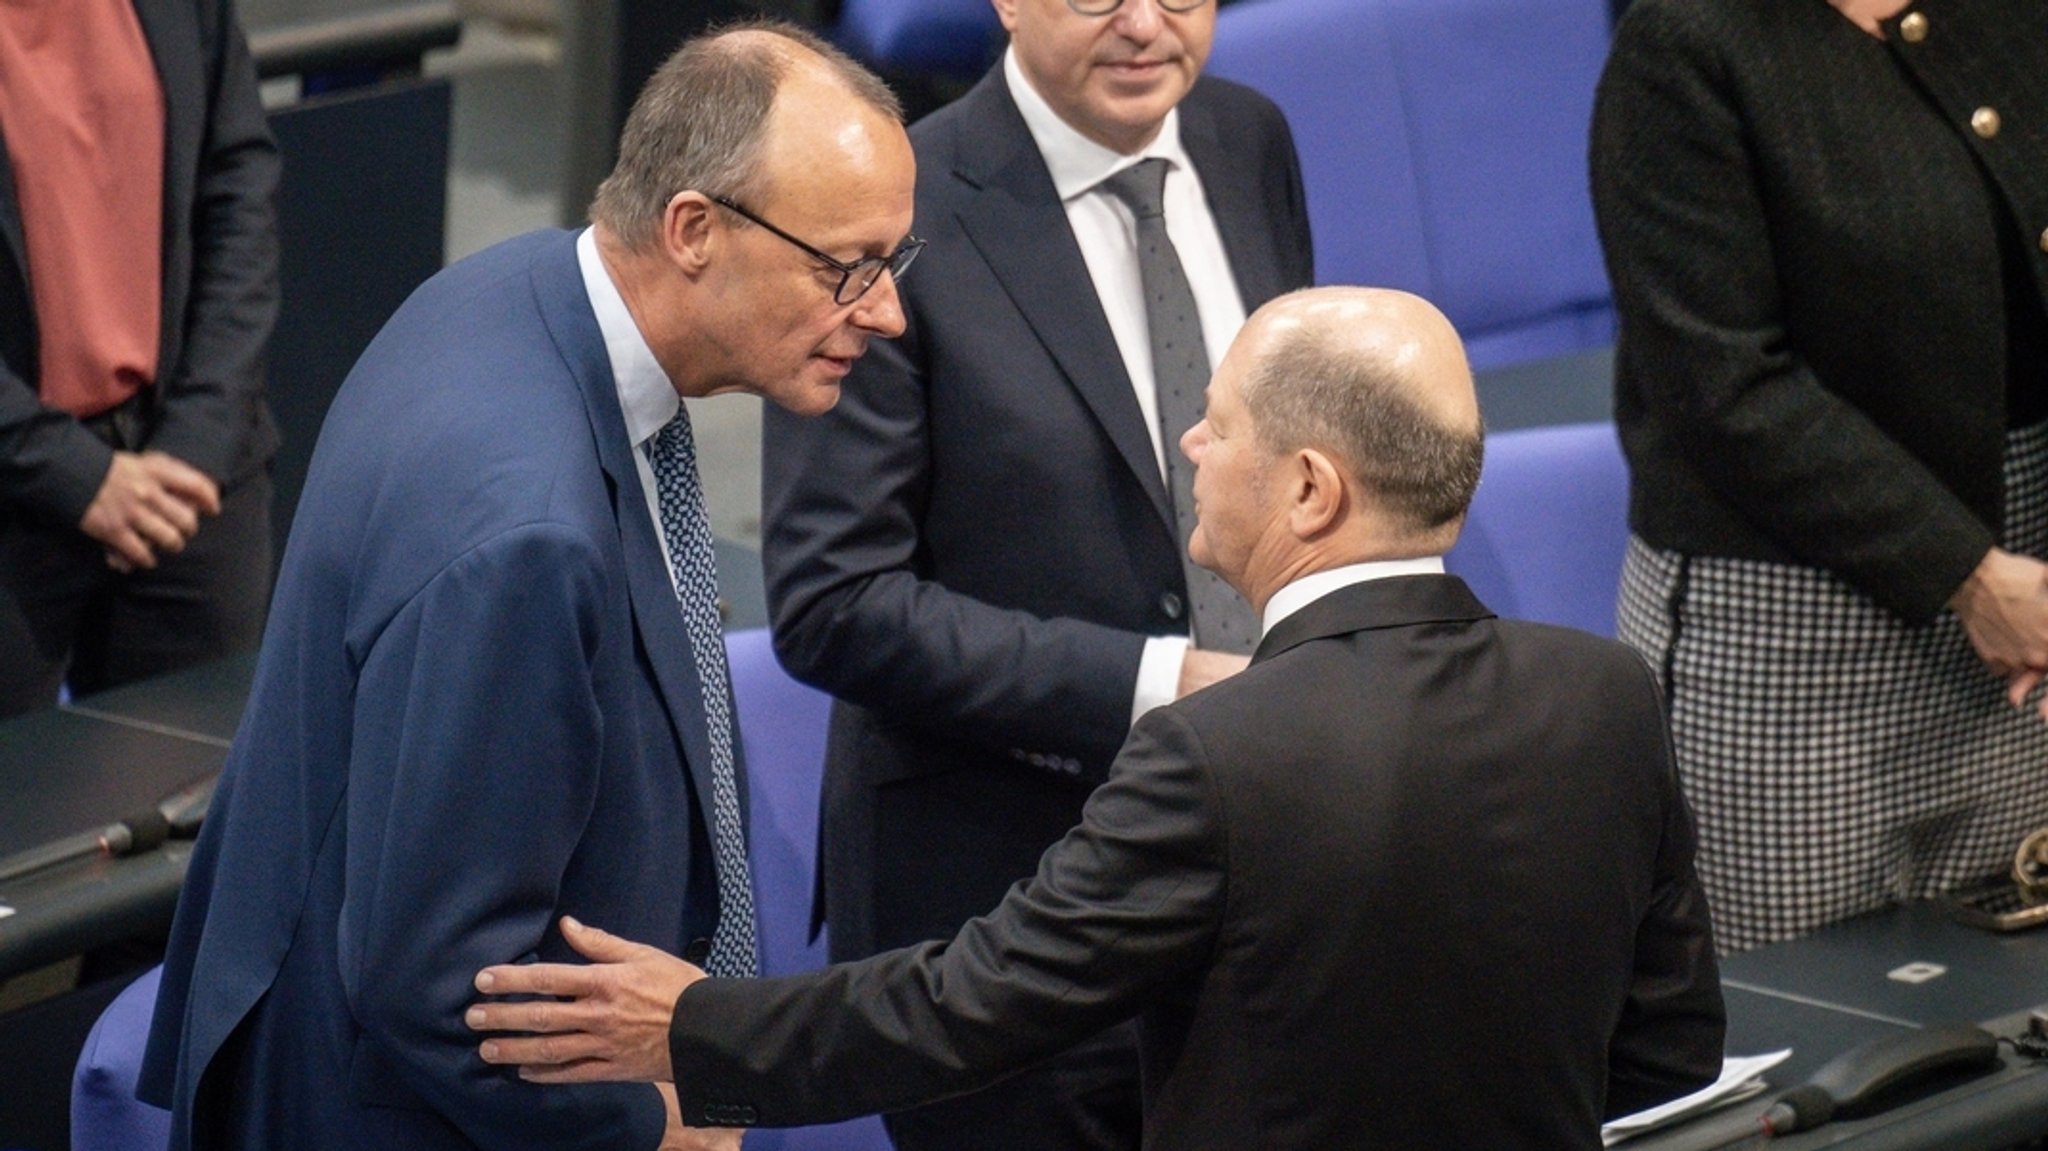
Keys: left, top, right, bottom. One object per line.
{"left": 1254, "top": 575, "right": 1496, "bottom": 664}
{"left": 529, "top": 234, "right": 728, "bottom": 826}
{"left": 1180, "top": 82, "right": 1288, "bottom": 312}
{"left": 948, "top": 75, "right": 1175, "bottom": 527}
{"left": 130, "top": 0, "right": 197, "bottom": 237}
{"left": 129, "top": 0, "right": 200, "bottom": 377}
{"left": 0, "top": 126, "right": 21, "bottom": 306}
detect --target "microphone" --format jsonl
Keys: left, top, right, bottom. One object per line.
{"left": 155, "top": 770, "right": 220, "bottom": 837}
{"left": 1757, "top": 1084, "right": 1833, "bottom": 1136}
{"left": 0, "top": 770, "right": 220, "bottom": 887}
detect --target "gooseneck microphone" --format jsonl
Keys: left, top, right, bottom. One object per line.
{"left": 0, "top": 770, "right": 220, "bottom": 887}
{"left": 1673, "top": 1026, "right": 1999, "bottom": 1150}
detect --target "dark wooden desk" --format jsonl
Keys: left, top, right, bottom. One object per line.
{"left": 1634, "top": 902, "right": 2048, "bottom": 1150}
{"left": 56, "top": 652, "right": 257, "bottom": 747}
{"left": 0, "top": 662, "right": 251, "bottom": 1151}
{"left": 1721, "top": 900, "right": 2048, "bottom": 1035}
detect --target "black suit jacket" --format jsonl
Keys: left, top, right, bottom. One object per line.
{"left": 672, "top": 576, "right": 1726, "bottom": 1150}
{"left": 1592, "top": 0, "right": 2048, "bottom": 622}
{"left": 0, "top": 0, "right": 279, "bottom": 529}
{"left": 761, "top": 67, "right": 1313, "bottom": 961}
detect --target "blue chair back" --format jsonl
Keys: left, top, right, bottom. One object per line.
{"left": 1207, "top": 0, "right": 1616, "bottom": 370}
{"left": 835, "top": 0, "right": 1003, "bottom": 79}
{"left": 72, "top": 966, "right": 171, "bottom": 1150}
{"left": 726, "top": 627, "right": 891, "bottom": 1151}
{"left": 1444, "top": 422, "right": 1630, "bottom": 637}
{"left": 728, "top": 626, "right": 835, "bottom": 978}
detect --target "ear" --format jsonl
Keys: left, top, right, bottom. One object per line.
{"left": 991, "top": 0, "right": 1021, "bottom": 35}
{"left": 1286, "top": 448, "right": 1346, "bottom": 540}
{"left": 660, "top": 192, "right": 717, "bottom": 277}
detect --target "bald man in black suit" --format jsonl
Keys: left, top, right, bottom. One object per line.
{"left": 467, "top": 287, "right": 1725, "bottom": 1151}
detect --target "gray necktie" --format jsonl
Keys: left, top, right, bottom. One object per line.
{"left": 646, "top": 405, "right": 759, "bottom": 978}
{"left": 1100, "top": 158, "right": 1257, "bottom": 654}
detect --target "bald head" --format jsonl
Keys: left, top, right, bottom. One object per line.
{"left": 590, "top": 20, "right": 903, "bottom": 250}
{"left": 1236, "top": 287, "right": 1483, "bottom": 547}
{"left": 1180, "top": 288, "right": 1483, "bottom": 612}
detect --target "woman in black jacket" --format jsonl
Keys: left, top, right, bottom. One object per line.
{"left": 1591, "top": 0, "right": 2048, "bottom": 951}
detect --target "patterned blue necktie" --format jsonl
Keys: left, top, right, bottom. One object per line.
{"left": 646, "top": 404, "right": 759, "bottom": 978}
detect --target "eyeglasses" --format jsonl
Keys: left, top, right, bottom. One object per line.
{"left": 1067, "top": 0, "right": 1210, "bottom": 14}
{"left": 711, "top": 195, "right": 924, "bottom": 306}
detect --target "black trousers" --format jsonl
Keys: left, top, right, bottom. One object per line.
{"left": 0, "top": 466, "right": 272, "bottom": 718}
{"left": 881, "top": 1020, "right": 1143, "bottom": 1151}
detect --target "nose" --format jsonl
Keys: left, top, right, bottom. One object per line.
{"left": 1112, "top": 0, "right": 1165, "bottom": 39}
{"left": 851, "top": 269, "right": 908, "bottom": 337}
{"left": 1179, "top": 417, "right": 1208, "bottom": 462}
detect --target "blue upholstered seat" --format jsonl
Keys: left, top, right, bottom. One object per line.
{"left": 834, "top": 0, "right": 1002, "bottom": 79}
{"left": 1444, "top": 422, "right": 1632, "bottom": 638}
{"left": 72, "top": 966, "right": 171, "bottom": 1150}
{"left": 1207, "top": 0, "right": 1617, "bottom": 370}
{"left": 725, "top": 627, "right": 892, "bottom": 1151}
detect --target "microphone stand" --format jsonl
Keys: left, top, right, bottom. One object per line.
{"left": 0, "top": 770, "right": 220, "bottom": 887}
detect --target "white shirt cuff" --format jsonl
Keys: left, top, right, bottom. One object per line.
{"left": 1132, "top": 635, "right": 1192, "bottom": 727}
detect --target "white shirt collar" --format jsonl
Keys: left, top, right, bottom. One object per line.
{"left": 576, "top": 227, "right": 678, "bottom": 450}
{"left": 1003, "top": 45, "right": 1192, "bottom": 203}
{"left": 1261, "top": 557, "right": 1449, "bottom": 637}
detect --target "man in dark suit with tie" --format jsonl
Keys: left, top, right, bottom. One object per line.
{"left": 137, "top": 24, "right": 920, "bottom": 1151}
{"left": 759, "top": 1, "right": 1310, "bottom": 1143}
{"left": 469, "top": 286, "right": 1727, "bottom": 1151}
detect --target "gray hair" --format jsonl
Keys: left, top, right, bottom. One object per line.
{"left": 589, "top": 20, "right": 903, "bottom": 249}
{"left": 1241, "top": 323, "right": 1484, "bottom": 533}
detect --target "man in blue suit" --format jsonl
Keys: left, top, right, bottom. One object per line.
{"left": 137, "top": 22, "right": 918, "bottom": 1151}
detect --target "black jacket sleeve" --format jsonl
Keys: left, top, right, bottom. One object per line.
{"left": 147, "top": 0, "right": 280, "bottom": 484}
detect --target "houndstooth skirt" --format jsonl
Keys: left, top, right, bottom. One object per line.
{"left": 1617, "top": 422, "right": 2048, "bottom": 953}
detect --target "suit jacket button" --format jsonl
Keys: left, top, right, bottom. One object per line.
{"left": 1899, "top": 11, "right": 1927, "bottom": 41}
{"left": 2039, "top": 225, "right": 2048, "bottom": 254}
{"left": 1159, "top": 591, "right": 1184, "bottom": 620}
{"left": 1971, "top": 106, "right": 2000, "bottom": 138}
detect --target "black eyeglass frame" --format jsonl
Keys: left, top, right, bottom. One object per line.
{"left": 710, "top": 195, "right": 924, "bottom": 306}
{"left": 1066, "top": 0, "right": 1211, "bottom": 15}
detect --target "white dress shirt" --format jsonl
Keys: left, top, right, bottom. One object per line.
{"left": 576, "top": 227, "right": 688, "bottom": 592}
{"left": 1004, "top": 49, "right": 1251, "bottom": 725}
{"left": 1262, "top": 557, "right": 1449, "bottom": 637}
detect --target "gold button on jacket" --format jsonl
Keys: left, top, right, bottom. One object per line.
{"left": 1972, "top": 106, "right": 2001, "bottom": 137}
{"left": 1900, "top": 11, "right": 1929, "bottom": 41}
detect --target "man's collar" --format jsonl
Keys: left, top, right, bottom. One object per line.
{"left": 576, "top": 227, "right": 679, "bottom": 449}
{"left": 1261, "top": 557, "right": 1448, "bottom": 637}
{"left": 1002, "top": 45, "right": 1190, "bottom": 202}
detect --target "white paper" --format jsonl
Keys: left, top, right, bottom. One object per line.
{"left": 1601, "top": 1049, "right": 1792, "bottom": 1146}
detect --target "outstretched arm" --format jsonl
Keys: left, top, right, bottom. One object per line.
{"left": 472, "top": 708, "right": 1230, "bottom": 1129}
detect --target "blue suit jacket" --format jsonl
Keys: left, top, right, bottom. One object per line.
{"left": 139, "top": 229, "right": 737, "bottom": 1150}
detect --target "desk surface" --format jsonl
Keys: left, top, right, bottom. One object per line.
{"left": 59, "top": 653, "right": 256, "bottom": 748}
{"left": 0, "top": 710, "right": 227, "bottom": 856}
{"left": 1634, "top": 903, "right": 2048, "bottom": 1151}
{"left": 0, "top": 659, "right": 251, "bottom": 983}
{"left": 1722, "top": 900, "right": 2048, "bottom": 1033}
